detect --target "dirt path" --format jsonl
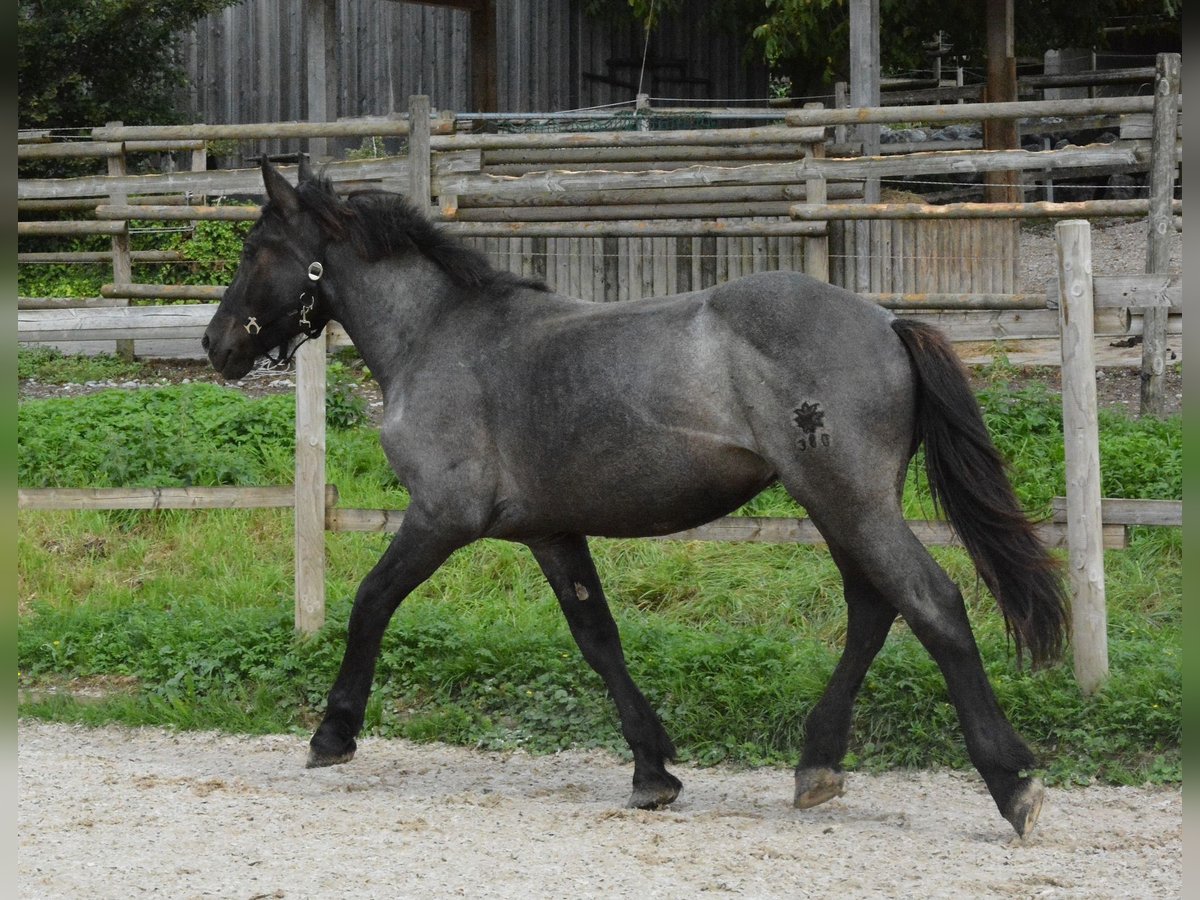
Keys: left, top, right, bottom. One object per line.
{"left": 18, "top": 721, "right": 1180, "bottom": 899}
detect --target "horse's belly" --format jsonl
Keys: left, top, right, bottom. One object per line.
{"left": 492, "top": 439, "right": 775, "bottom": 539}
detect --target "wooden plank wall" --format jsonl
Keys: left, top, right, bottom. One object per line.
{"left": 180, "top": 0, "right": 770, "bottom": 148}
{"left": 462, "top": 220, "right": 1017, "bottom": 302}
{"left": 828, "top": 219, "right": 1020, "bottom": 294}
{"left": 462, "top": 226, "right": 810, "bottom": 302}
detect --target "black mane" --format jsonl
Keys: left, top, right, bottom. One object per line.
{"left": 289, "top": 176, "right": 549, "bottom": 297}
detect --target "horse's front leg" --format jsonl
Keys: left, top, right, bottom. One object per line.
{"left": 307, "top": 514, "right": 463, "bottom": 768}
{"left": 528, "top": 534, "right": 682, "bottom": 809}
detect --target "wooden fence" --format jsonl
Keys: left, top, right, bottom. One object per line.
{"left": 17, "top": 57, "right": 1184, "bottom": 692}
{"left": 16, "top": 219, "right": 1182, "bottom": 695}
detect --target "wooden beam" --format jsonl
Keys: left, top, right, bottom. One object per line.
{"left": 470, "top": 0, "right": 497, "bottom": 113}
{"left": 1051, "top": 497, "right": 1181, "bottom": 527}
{"left": 782, "top": 94, "right": 1153, "bottom": 128}
{"left": 1141, "top": 53, "right": 1181, "bottom": 418}
{"left": 790, "top": 199, "right": 1176, "bottom": 220}
{"left": 18, "top": 485, "right": 339, "bottom": 511}
{"left": 984, "top": 0, "right": 1020, "bottom": 204}
{"left": 1056, "top": 219, "right": 1108, "bottom": 695}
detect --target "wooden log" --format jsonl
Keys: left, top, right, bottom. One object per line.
{"left": 1141, "top": 53, "right": 1181, "bottom": 418}
{"left": 18, "top": 297, "right": 129, "bottom": 310}
{"left": 294, "top": 333, "right": 327, "bottom": 635}
{"left": 18, "top": 485, "right": 339, "bottom": 511}
{"left": 101, "top": 283, "right": 227, "bottom": 300}
{"left": 1021, "top": 66, "right": 1156, "bottom": 89}
{"left": 783, "top": 94, "right": 1154, "bottom": 128}
{"left": 439, "top": 220, "right": 826, "bottom": 238}
{"left": 408, "top": 95, "right": 432, "bottom": 209}
{"left": 105, "top": 129, "right": 135, "bottom": 362}
{"left": 18, "top": 250, "right": 186, "bottom": 264}
{"left": 91, "top": 119, "right": 418, "bottom": 142}
{"left": 1056, "top": 219, "right": 1108, "bottom": 696}
{"left": 18, "top": 220, "right": 126, "bottom": 237}
{"left": 437, "top": 145, "right": 1146, "bottom": 200}
{"left": 432, "top": 124, "right": 827, "bottom": 151}
{"left": 1050, "top": 497, "right": 1181, "bottom": 527}
{"left": 860, "top": 292, "right": 1045, "bottom": 310}
{"left": 19, "top": 151, "right": 481, "bottom": 201}
{"left": 481, "top": 144, "right": 815, "bottom": 167}
{"left": 19, "top": 141, "right": 206, "bottom": 160}
{"left": 790, "top": 199, "right": 1179, "bottom": 220}
{"left": 456, "top": 182, "right": 862, "bottom": 210}
{"left": 452, "top": 202, "right": 800, "bottom": 221}
{"left": 803, "top": 104, "right": 829, "bottom": 282}
{"left": 95, "top": 204, "right": 260, "bottom": 221}
{"left": 1045, "top": 272, "right": 1181, "bottom": 310}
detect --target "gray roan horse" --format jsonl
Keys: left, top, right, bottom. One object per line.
{"left": 204, "top": 160, "right": 1068, "bottom": 837}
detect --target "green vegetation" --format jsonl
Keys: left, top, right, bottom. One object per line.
{"left": 18, "top": 219, "right": 254, "bottom": 300}
{"left": 17, "top": 372, "right": 1181, "bottom": 786}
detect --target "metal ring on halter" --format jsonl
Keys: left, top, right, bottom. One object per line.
{"left": 244, "top": 317, "right": 261, "bottom": 335}
{"left": 308, "top": 262, "right": 324, "bottom": 282}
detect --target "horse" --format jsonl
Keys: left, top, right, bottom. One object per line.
{"left": 203, "top": 159, "right": 1068, "bottom": 837}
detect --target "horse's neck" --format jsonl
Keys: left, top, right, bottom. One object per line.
{"left": 325, "top": 252, "right": 453, "bottom": 394}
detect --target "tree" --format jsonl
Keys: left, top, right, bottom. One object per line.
{"left": 588, "top": 0, "right": 1181, "bottom": 97}
{"left": 18, "top": 0, "right": 239, "bottom": 129}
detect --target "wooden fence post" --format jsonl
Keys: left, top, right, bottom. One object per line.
{"left": 105, "top": 122, "right": 134, "bottom": 361}
{"left": 802, "top": 103, "right": 829, "bottom": 282}
{"left": 408, "top": 95, "right": 432, "bottom": 212}
{"left": 1140, "top": 52, "right": 1181, "bottom": 418}
{"left": 294, "top": 332, "right": 328, "bottom": 635}
{"left": 1056, "top": 219, "right": 1107, "bottom": 695}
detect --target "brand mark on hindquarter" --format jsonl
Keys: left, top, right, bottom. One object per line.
{"left": 792, "top": 401, "right": 831, "bottom": 450}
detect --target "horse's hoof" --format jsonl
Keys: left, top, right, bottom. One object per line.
{"left": 1004, "top": 777, "right": 1044, "bottom": 837}
{"left": 627, "top": 774, "right": 682, "bottom": 810}
{"left": 306, "top": 729, "right": 357, "bottom": 769}
{"left": 794, "top": 767, "right": 846, "bottom": 809}
{"left": 306, "top": 745, "right": 356, "bottom": 768}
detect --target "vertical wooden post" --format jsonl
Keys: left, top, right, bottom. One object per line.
{"left": 105, "top": 122, "right": 134, "bottom": 361}
{"left": 305, "top": 0, "right": 330, "bottom": 162}
{"left": 470, "top": 0, "right": 498, "bottom": 113}
{"left": 802, "top": 103, "right": 829, "bottom": 283}
{"left": 848, "top": 0, "right": 879, "bottom": 292}
{"left": 832, "top": 81, "right": 848, "bottom": 146}
{"left": 983, "top": 0, "right": 1020, "bottom": 204}
{"left": 408, "top": 95, "right": 432, "bottom": 212}
{"left": 1140, "top": 52, "right": 1180, "bottom": 418}
{"left": 294, "top": 332, "right": 328, "bottom": 635}
{"left": 1056, "top": 219, "right": 1107, "bottom": 695}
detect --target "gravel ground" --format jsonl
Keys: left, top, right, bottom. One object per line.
{"left": 17, "top": 721, "right": 1182, "bottom": 900}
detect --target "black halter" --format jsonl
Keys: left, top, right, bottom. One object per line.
{"left": 243, "top": 260, "right": 329, "bottom": 368}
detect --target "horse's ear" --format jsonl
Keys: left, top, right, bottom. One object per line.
{"left": 261, "top": 159, "right": 301, "bottom": 215}
{"left": 297, "top": 153, "right": 314, "bottom": 183}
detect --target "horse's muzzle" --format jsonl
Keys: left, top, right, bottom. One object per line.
{"left": 203, "top": 313, "right": 257, "bottom": 380}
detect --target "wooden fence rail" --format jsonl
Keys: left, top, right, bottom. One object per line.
{"left": 17, "top": 61, "right": 1184, "bottom": 686}
{"left": 17, "top": 222, "right": 1182, "bottom": 693}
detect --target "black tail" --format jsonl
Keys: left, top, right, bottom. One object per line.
{"left": 891, "top": 318, "right": 1068, "bottom": 668}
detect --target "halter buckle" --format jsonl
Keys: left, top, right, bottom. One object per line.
{"left": 307, "top": 261, "right": 324, "bottom": 282}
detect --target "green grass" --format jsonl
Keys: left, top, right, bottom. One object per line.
{"left": 16, "top": 377, "right": 1182, "bottom": 786}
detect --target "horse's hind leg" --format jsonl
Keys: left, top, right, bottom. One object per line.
{"left": 812, "top": 511, "right": 1044, "bottom": 835}
{"left": 528, "top": 534, "right": 682, "bottom": 809}
{"left": 794, "top": 542, "right": 897, "bottom": 809}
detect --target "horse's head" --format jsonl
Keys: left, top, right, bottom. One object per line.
{"left": 203, "top": 158, "right": 332, "bottom": 379}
